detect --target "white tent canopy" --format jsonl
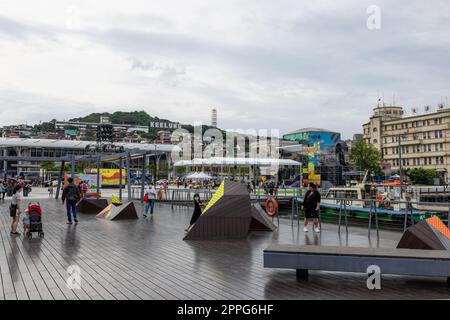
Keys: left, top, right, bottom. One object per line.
{"left": 174, "top": 157, "right": 302, "bottom": 167}
{"left": 186, "top": 172, "right": 213, "bottom": 180}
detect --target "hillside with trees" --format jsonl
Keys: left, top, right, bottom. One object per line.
{"left": 69, "top": 110, "right": 221, "bottom": 136}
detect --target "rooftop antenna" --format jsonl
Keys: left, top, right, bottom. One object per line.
{"left": 377, "top": 89, "right": 380, "bottom": 107}
{"left": 382, "top": 90, "right": 385, "bottom": 107}
{"left": 393, "top": 93, "right": 396, "bottom": 106}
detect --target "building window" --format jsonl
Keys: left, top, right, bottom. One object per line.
{"left": 373, "top": 139, "right": 378, "bottom": 144}
{"left": 373, "top": 127, "right": 378, "bottom": 132}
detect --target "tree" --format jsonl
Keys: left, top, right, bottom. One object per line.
{"left": 148, "top": 162, "right": 157, "bottom": 180}
{"left": 408, "top": 168, "right": 438, "bottom": 185}
{"left": 76, "top": 161, "right": 90, "bottom": 174}
{"left": 41, "top": 161, "right": 58, "bottom": 179}
{"left": 175, "top": 166, "right": 186, "bottom": 175}
{"left": 349, "top": 139, "right": 382, "bottom": 174}
{"left": 41, "top": 161, "right": 58, "bottom": 173}
{"left": 64, "top": 163, "right": 71, "bottom": 172}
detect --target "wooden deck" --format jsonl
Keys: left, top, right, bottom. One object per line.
{"left": 0, "top": 199, "right": 449, "bottom": 300}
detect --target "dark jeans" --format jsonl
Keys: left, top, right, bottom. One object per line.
{"left": 66, "top": 200, "right": 78, "bottom": 221}
{"left": 1, "top": 192, "right": 5, "bottom": 200}
{"left": 145, "top": 199, "right": 155, "bottom": 215}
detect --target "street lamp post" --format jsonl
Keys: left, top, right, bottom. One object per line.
{"left": 399, "top": 134, "right": 403, "bottom": 185}
{"left": 398, "top": 133, "right": 407, "bottom": 197}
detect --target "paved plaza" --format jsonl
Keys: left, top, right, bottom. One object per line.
{"left": 0, "top": 198, "right": 449, "bottom": 300}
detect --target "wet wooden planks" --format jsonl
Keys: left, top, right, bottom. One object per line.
{"left": 0, "top": 199, "right": 448, "bottom": 300}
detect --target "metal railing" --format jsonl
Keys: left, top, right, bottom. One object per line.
{"left": 129, "top": 186, "right": 215, "bottom": 204}
{"left": 130, "top": 186, "right": 305, "bottom": 202}
{"left": 170, "top": 189, "right": 215, "bottom": 209}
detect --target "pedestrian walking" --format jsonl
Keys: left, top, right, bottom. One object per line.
{"left": 48, "top": 182, "right": 54, "bottom": 198}
{"left": 144, "top": 184, "right": 157, "bottom": 217}
{"left": 62, "top": 177, "right": 81, "bottom": 224}
{"left": 302, "top": 182, "right": 321, "bottom": 233}
{"left": 10, "top": 185, "right": 22, "bottom": 235}
{"left": 0, "top": 181, "right": 6, "bottom": 200}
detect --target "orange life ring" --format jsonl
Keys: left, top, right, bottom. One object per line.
{"left": 265, "top": 197, "right": 279, "bottom": 217}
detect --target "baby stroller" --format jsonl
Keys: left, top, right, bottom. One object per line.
{"left": 24, "top": 203, "right": 44, "bottom": 239}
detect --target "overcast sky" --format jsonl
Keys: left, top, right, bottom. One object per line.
{"left": 0, "top": 0, "right": 449, "bottom": 139}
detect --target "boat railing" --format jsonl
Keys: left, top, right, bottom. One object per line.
{"left": 291, "top": 197, "right": 450, "bottom": 239}
{"left": 411, "top": 185, "right": 450, "bottom": 195}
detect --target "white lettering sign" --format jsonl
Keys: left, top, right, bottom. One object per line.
{"left": 366, "top": 265, "right": 381, "bottom": 290}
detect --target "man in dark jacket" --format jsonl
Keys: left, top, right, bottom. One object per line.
{"left": 62, "top": 177, "right": 81, "bottom": 224}
{"left": 302, "top": 182, "right": 321, "bottom": 233}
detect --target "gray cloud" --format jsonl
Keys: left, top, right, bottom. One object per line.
{"left": 0, "top": 15, "right": 59, "bottom": 42}
{"left": 0, "top": 1, "right": 450, "bottom": 139}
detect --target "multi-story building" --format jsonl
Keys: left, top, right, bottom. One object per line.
{"left": 1, "top": 124, "right": 34, "bottom": 138}
{"left": 154, "top": 131, "right": 172, "bottom": 144}
{"left": 363, "top": 105, "right": 450, "bottom": 180}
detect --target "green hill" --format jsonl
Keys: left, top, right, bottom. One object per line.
{"left": 70, "top": 110, "right": 174, "bottom": 127}
{"left": 69, "top": 110, "right": 223, "bottom": 138}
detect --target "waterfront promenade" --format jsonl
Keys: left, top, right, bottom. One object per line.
{"left": 0, "top": 199, "right": 449, "bottom": 300}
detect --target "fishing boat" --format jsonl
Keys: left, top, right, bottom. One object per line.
{"left": 295, "top": 173, "right": 448, "bottom": 228}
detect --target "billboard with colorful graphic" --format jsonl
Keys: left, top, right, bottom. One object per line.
{"left": 284, "top": 129, "right": 343, "bottom": 186}
{"left": 306, "top": 144, "right": 321, "bottom": 186}
{"left": 308, "top": 132, "right": 341, "bottom": 151}
{"left": 85, "top": 168, "right": 126, "bottom": 186}
{"left": 64, "top": 173, "right": 101, "bottom": 198}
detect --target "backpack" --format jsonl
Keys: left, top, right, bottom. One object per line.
{"left": 66, "top": 185, "right": 80, "bottom": 202}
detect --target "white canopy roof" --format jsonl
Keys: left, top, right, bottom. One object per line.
{"left": 0, "top": 137, "right": 179, "bottom": 153}
{"left": 174, "top": 157, "right": 302, "bottom": 167}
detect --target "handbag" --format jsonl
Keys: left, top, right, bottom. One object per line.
{"left": 143, "top": 194, "right": 149, "bottom": 202}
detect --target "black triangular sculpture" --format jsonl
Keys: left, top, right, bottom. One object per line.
{"left": 110, "top": 202, "right": 138, "bottom": 220}
{"left": 397, "top": 216, "right": 450, "bottom": 250}
{"left": 76, "top": 198, "right": 109, "bottom": 214}
{"left": 184, "top": 181, "right": 275, "bottom": 240}
{"left": 250, "top": 202, "right": 277, "bottom": 231}
{"left": 97, "top": 202, "right": 139, "bottom": 221}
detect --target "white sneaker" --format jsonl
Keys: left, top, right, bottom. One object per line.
{"left": 314, "top": 227, "right": 321, "bottom": 233}
{"left": 303, "top": 227, "right": 308, "bottom": 232}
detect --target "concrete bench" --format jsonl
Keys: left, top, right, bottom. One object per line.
{"left": 264, "top": 244, "right": 450, "bottom": 286}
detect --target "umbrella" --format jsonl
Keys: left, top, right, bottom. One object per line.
{"left": 186, "top": 172, "right": 213, "bottom": 180}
